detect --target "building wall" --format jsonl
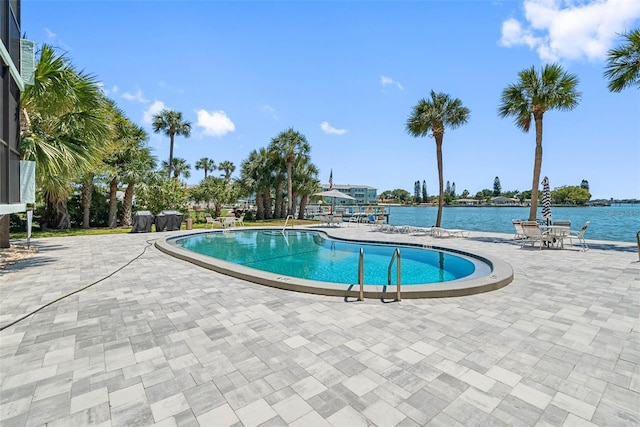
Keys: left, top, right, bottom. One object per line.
{"left": 1, "top": 0, "right": 22, "bottom": 210}
{"left": 319, "top": 184, "right": 378, "bottom": 205}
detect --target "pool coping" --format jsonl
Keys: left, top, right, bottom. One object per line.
{"left": 155, "top": 227, "right": 514, "bottom": 299}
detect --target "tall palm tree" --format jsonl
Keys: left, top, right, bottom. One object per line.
{"left": 498, "top": 64, "right": 580, "bottom": 221}
{"left": 406, "top": 91, "right": 470, "bottom": 227}
{"left": 195, "top": 157, "right": 216, "bottom": 179}
{"left": 604, "top": 28, "right": 640, "bottom": 92}
{"left": 20, "top": 44, "right": 111, "bottom": 230}
{"left": 162, "top": 157, "right": 191, "bottom": 180}
{"left": 121, "top": 143, "right": 155, "bottom": 227}
{"left": 218, "top": 160, "right": 236, "bottom": 181}
{"left": 240, "top": 148, "right": 274, "bottom": 220}
{"left": 152, "top": 109, "right": 191, "bottom": 179}
{"left": 269, "top": 128, "right": 310, "bottom": 216}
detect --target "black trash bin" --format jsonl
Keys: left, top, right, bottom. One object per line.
{"left": 155, "top": 210, "right": 184, "bottom": 231}
{"left": 131, "top": 210, "right": 154, "bottom": 233}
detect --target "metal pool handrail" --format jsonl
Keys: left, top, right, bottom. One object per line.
{"left": 358, "top": 248, "right": 364, "bottom": 301}
{"left": 388, "top": 248, "right": 401, "bottom": 301}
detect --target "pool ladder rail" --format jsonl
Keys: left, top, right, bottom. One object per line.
{"left": 357, "top": 247, "right": 402, "bottom": 301}
{"left": 282, "top": 215, "right": 294, "bottom": 233}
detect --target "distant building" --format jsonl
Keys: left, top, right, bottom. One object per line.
{"left": 455, "top": 198, "right": 481, "bottom": 206}
{"left": 1, "top": 0, "right": 24, "bottom": 216}
{"left": 319, "top": 184, "right": 378, "bottom": 205}
{"left": 491, "top": 196, "right": 520, "bottom": 205}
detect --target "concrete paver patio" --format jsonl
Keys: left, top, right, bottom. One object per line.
{"left": 1, "top": 225, "right": 638, "bottom": 426}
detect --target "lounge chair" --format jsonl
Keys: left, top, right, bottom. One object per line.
{"left": 329, "top": 214, "right": 343, "bottom": 226}
{"left": 520, "top": 221, "right": 553, "bottom": 249}
{"left": 512, "top": 219, "right": 526, "bottom": 241}
{"left": 432, "top": 227, "right": 469, "bottom": 238}
{"left": 565, "top": 221, "right": 589, "bottom": 251}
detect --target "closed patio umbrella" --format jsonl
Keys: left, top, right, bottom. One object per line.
{"left": 541, "top": 176, "right": 552, "bottom": 225}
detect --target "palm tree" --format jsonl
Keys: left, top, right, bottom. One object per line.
{"left": 269, "top": 128, "right": 310, "bottom": 217}
{"left": 218, "top": 160, "right": 235, "bottom": 181}
{"left": 498, "top": 64, "right": 580, "bottom": 221}
{"left": 240, "top": 148, "right": 274, "bottom": 220}
{"left": 162, "top": 157, "right": 191, "bottom": 180}
{"left": 121, "top": 143, "right": 155, "bottom": 227}
{"left": 195, "top": 157, "right": 216, "bottom": 179}
{"left": 152, "top": 109, "right": 191, "bottom": 179}
{"left": 20, "top": 44, "right": 111, "bottom": 230}
{"left": 406, "top": 91, "right": 470, "bottom": 227}
{"left": 604, "top": 29, "right": 640, "bottom": 92}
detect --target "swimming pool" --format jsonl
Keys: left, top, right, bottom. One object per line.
{"left": 156, "top": 228, "right": 513, "bottom": 299}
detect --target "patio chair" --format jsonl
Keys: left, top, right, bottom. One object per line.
{"left": 520, "top": 221, "right": 553, "bottom": 250}
{"left": 205, "top": 214, "right": 220, "bottom": 229}
{"left": 565, "top": 221, "right": 589, "bottom": 251}
{"left": 512, "top": 219, "right": 526, "bottom": 241}
{"left": 236, "top": 213, "right": 245, "bottom": 227}
{"left": 329, "top": 214, "right": 343, "bottom": 226}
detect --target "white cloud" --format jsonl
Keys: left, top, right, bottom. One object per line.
{"left": 122, "top": 89, "right": 149, "bottom": 103}
{"left": 142, "top": 100, "right": 165, "bottom": 124}
{"left": 500, "top": 0, "right": 640, "bottom": 62}
{"left": 196, "top": 110, "right": 236, "bottom": 137}
{"left": 261, "top": 104, "right": 279, "bottom": 120}
{"left": 44, "top": 28, "right": 56, "bottom": 39}
{"left": 380, "top": 75, "right": 404, "bottom": 90}
{"left": 320, "top": 121, "right": 347, "bottom": 135}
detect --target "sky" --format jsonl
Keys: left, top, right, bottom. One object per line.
{"left": 23, "top": 0, "right": 640, "bottom": 200}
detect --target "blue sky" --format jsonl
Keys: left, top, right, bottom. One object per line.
{"left": 24, "top": 0, "right": 640, "bottom": 200}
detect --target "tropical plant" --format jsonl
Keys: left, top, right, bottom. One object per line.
{"left": 269, "top": 128, "right": 310, "bottom": 216}
{"left": 195, "top": 157, "right": 216, "bottom": 179}
{"left": 406, "top": 90, "right": 470, "bottom": 227}
{"left": 103, "top": 103, "right": 149, "bottom": 228}
{"left": 240, "top": 148, "right": 275, "bottom": 220}
{"left": 161, "top": 157, "right": 191, "bottom": 180}
{"left": 604, "top": 29, "right": 640, "bottom": 92}
{"left": 121, "top": 144, "right": 155, "bottom": 226}
{"left": 218, "top": 160, "right": 236, "bottom": 181}
{"left": 152, "top": 109, "right": 191, "bottom": 179}
{"left": 20, "top": 44, "right": 111, "bottom": 230}
{"left": 193, "top": 176, "right": 242, "bottom": 217}
{"left": 498, "top": 63, "right": 580, "bottom": 221}
{"left": 135, "top": 171, "right": 189, "bottom": 214}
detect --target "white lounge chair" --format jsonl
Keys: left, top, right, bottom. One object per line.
{"left": 512, "top": 219, "right": 526, "bottom": 241}
{"left": 565, "top": 221, "right": 589, "bottom": 251}
{"left": 520, "top": 221, "right": 553, "bottom": 249}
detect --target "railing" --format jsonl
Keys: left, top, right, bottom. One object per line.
{"left": 636, "top": 231, "right": 640, "bottom": 261}
{"left": 387, "top": 248, "right": 401, "bottom": 301}
{"left": 358, "top": 248, "right": 364, "bottom": 301}
{"left": 283, "top": 215, "right": 294, "bottom": 233}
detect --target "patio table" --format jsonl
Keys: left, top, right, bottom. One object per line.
{"left": 540, "top": 225, "right": 571, "bottom": 248}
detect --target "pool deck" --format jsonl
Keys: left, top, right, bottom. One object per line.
{"left": 1, "top": 224, "right": 638, "bottom": 426}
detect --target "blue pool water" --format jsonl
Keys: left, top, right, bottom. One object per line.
{"left": 175, "top": 230, "right": 487, "bottom": 285}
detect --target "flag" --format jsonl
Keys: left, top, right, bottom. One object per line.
{"left": 329, "top": 169, "right": 333, "bottom": 189}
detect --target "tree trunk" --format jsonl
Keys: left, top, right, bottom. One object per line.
{"left": 108, "top": 177, "right": 118, "bottom": 228}
{"left": 297, "top": 195, "right": 308, "bottom": 220}
{"left": 122, "top": 182, "right": 135, "bottom": 227}
{"left": 528, "top": 113, "right": 544, "bottom": 221}
{"left": 263, "top": 188, "right": 272, "bottom": 219}
{"left": 435, "top": 139, "right": 444, "bottom": 228}
{"left": 286, "top": 162, "right": 293, "bottom": 216}
{"left": 168, "top": 132, "right": 175, "bottom": 179}
{"left": 0, "top": 215, "right": 9, "bottom": 248}
{"left": 256, "top": 192, "right": 264, "bottom": 220}
{"left": 55, "top": 199, "right": 71, "bottom": 229}
{"left": 291, "top": 190, "right": 299, "bottom": 218}
{"left": 274, "top": 181, "right": 283, "bottom": 219}
{"left": 80, "top": 172, "right": 94, "bottom": 229}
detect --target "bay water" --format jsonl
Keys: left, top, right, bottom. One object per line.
{"left": 386, "top": 205, "right": 640, "bottom": 243}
